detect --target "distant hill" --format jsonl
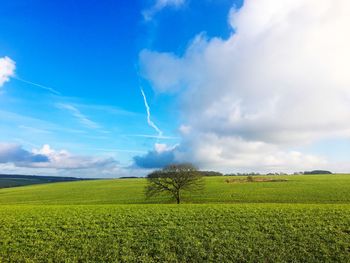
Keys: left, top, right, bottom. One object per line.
{"left": 304, "top": 170, "right": 332, "bottom": 175}
{"left": 0, "top": 174, "right": 88, "bottom": 189}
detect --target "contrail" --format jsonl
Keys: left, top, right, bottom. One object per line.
{"left": 140, "top": 88, "right": 163, "bottom": 137}
{"left": 14, "top": 76, "right": 61, "bottom": 95}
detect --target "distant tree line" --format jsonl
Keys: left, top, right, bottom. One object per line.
{"left": 198, "top": 171, "right": 224, "bottom": 176}
{"left": 202, "top": 170, "right": 333, "bottom": 176}
{"left": 303, "top": 170, "right": 332, "bottom": 175}
{"left": 119, "top": 169, "right": 334, "bottom": 180}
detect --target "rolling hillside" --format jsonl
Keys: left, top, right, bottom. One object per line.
{"left": 0, "top": 174, "right": 349, "bottom": 205}
{"left": 0, "top": 174, "right": 349, "bottom": 262}
{"left": 0, "top": 174, "right": 88, "bottom": 189}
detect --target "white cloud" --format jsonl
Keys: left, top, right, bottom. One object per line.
{"left": 139, "top": 0, "right": 350, "bottom": 172}
{"left": 29, "top": 144, "right": 118, "bottom": 170}
{"left": 0, "top": 56, "right": 15, "bottom": 88}
{"left": 179, "top": 124, "right": 191, "bottom": 135}
{"left": 173, "top": 134, "right": 327, "bottom": 173}
{"left": 0, "top": 143, "right": 48, "bottom": 164}
{"left": 143, "top": 0, "right": 185, "bottom": 21}
{"left": 0, "top": 142, "right": 115, "bottom": 170}
{"left": 0, "top": 143, "right": 146, "bottom": 178}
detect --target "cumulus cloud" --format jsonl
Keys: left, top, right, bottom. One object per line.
{"left": 0, "top": 143, "right": 48, "bottom": 164}
{"left": 139, "top": 0, "right": 350, "bottom": 172}
{"left": 30, "top": 144, "right": 118, "bottom": 170}
{"left": 29, "top": 145, "right": 147, "bottom": 178}
{"left": 0, "top": 56, "right": 15, "bottom": 88}
{"left": 143, "top": 0, "right": 185, "bottom": 21}
{"left": 0, "top": 143, "right": 121, "bottom": 174}
{"left": 133, "top": 143, "right": 177, "bottom": 168}
{"left": 174, "top": 134, "right": 326, "bottom": 173}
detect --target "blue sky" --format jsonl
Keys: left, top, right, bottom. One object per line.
{"left": 1, "top": 0, "right": 350, "bottom": 177}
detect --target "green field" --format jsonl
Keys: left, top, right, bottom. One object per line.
{"left": 1, "top": 175, "right": 350, "bottom": 205}
{"left": 0, "top": 175, "right": 350, "bottom": 262}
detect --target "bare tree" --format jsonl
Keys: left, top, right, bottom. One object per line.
{"left": 145, "top": 163, "right": 204, "bottom": 204}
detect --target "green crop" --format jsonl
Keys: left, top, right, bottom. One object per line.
{"left": 0, "top": 175, "right": 349, "bottom": 262}
{"left": 0, "top": 204, "right": 349, "bottom": 262}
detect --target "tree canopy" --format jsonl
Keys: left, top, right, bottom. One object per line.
{"left": 145, "top": 163, "right": 204, "bottom": 204}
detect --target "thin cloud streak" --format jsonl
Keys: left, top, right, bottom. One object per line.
{"left": 56, "top": 103, "right": 100, "bottom": 129}
{"left": 140, "top": 88, "right": 163, "bottom": 137}
{"left": 93, "top": 148, "right": 147, "bottom": 154}
{"left": 14, "top": 76, "right": 61, "bottom": 95}
{"left": 127, "top": 134, "right": 179, "bottom": 140}
{"left": 143, "top": 0, "right": 185, "bottom": 21}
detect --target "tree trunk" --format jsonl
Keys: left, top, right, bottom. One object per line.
{"left": 175, "top": 190, "right": 180, "bottom": 204}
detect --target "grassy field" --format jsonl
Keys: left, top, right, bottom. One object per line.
{"left": 0, "top": 175, "right": 349, "bottom": 262}
{"left": 0, "top": 175, "right": 350, "bottom": 205}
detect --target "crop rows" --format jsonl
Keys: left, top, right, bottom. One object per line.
{"left": 0, "top": 204, "right": 349, "bottom": 262}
